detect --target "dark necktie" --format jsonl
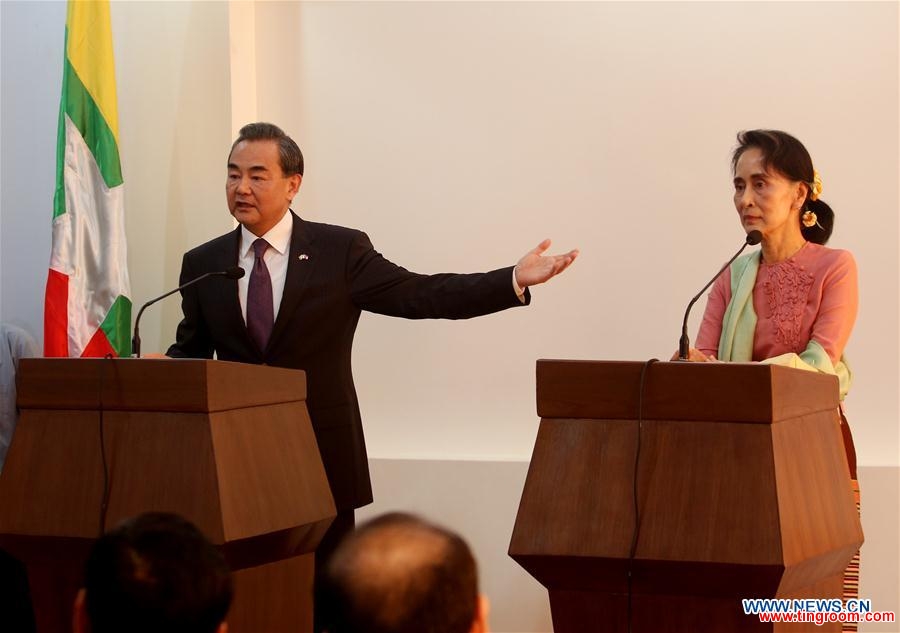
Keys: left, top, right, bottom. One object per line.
{"left": 247, "top": 238, "right": 274, "bottom": 352}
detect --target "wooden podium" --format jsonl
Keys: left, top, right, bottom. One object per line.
{"left": 509, "top": 360, "right": 863, "bottom": 633}
{"left": 0, "top": 358, "right": 336, "bottom": 633}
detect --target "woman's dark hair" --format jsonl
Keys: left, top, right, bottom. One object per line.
{"left": 732, "top": 129, "right": 833, "bottom": 244}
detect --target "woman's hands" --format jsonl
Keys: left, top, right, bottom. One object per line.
{"left": 669, "top": 348, "right": 718, "bottom": 362}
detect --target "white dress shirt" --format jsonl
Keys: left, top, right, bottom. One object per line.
{"left": 237, "top": 210, "right": 293, "bottom": 323}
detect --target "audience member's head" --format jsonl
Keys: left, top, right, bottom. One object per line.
{"left": 73, "top": 512, "right": 232, "bottom": 633}
{"left": 318, "top": 512, "right": 489, "bottom": 633}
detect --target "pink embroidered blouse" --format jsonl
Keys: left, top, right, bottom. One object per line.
{"left": 695, "top": 242, "right": 858, "bottom": 364}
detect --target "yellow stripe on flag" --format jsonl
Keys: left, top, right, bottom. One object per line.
{"left": 66, "top": 0, "right": 119, "bottom": 142}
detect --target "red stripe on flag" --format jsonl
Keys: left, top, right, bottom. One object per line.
{"left": 82, "top": 327, "right": 115, "bottom": 358}
{"left": 44, "top": 269, "right": 69, "bottom": 356}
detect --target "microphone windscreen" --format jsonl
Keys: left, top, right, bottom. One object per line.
{"left": 746, "top": 230, "right": 763, "bottom": 246}
{"left": 224, "top": 266, "right": 246, "bottom": 280}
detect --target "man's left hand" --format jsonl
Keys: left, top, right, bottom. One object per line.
{"left": 514, "top": 239, "right": 579, "bottom": 288}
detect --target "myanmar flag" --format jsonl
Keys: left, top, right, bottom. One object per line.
{"left": 44, "top": 0, "right": 131, "bottom": 358}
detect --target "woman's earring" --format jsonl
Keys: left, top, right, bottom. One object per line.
{"left": 801, "top": 209, "right": 818, "bottom": 228}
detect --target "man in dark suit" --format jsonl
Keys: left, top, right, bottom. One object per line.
{"left": 166, "top": 122, "right": 577, "bottom": 621}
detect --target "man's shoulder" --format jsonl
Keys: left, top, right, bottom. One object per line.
{"left": 301, "top": 218, "right": 365, "bottom": 239}
{"left": 299, "top": 217, "right": 369, "bottom": 246}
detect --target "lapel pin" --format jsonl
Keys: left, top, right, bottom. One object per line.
{"left": 298, "top": 254, "right": 309, "bottom": 261}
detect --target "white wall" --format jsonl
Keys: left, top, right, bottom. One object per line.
{"left": 111, "top": 0, "right": 233, "bottom": 355}
{"left": 0, "top": 0, "right": 65, "bottom": 335}
{"left": 4, "top": 2, "right": 895, "bottom": 463}
{"left": 1, "top": 2, "right": 897, "bottom": 631}
{"left": 248, "top": 4, "right": 899, "bottom": 629}
{"left": 249, "top": 1, "right": 899, "bottom": 467}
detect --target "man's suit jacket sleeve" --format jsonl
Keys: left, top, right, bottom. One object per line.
{"left": 347, "top": 231, "right": 530, "bottom": 319}
{"left": 166, "top": 252, "right": 215, "bottom": 359}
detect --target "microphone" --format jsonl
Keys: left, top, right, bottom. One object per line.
{"left": 677, "top": 230, "right": 761, "bottom": 360}
{"left": 131, "top": 266, "right": 245, "bottom": 358}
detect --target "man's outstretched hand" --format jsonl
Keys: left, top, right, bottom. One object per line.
{"left": 514, "top": 239, "right": 579, "bottom": 288}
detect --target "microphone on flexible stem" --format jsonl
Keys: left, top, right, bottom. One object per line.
{"left": 677, "top": 230, "right": 762, "bottom": 360}
{"left": 131, "top": 266, "right": 245, "bottom": 358}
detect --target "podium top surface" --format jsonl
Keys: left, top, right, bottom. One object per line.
{"left": 17, "top": 358, "right": 306, "bottom": 413}
{"left": 536, "top": 360, "right": 840, "bottom": 424}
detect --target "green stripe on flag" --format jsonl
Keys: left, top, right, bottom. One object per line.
{"left": 54, "top": 28, "right": 124, "bottom": 219}
{"left": 100, "top": 294, "right": 132, "bottom": 358}
{"left": 65, "top": 55, "right": 123, "bottom": 188}
{"left": 53, "top": 29, "right": 69, "bottom": 219}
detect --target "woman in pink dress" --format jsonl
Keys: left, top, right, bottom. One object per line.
{"left": 685, "top": 129, "right": 860, "bottom": 628}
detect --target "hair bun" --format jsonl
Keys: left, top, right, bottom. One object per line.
{"left": 801, "top": 199, "right": 834, "bottom": 245}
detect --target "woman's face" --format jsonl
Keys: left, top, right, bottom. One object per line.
{"left": 732, "top": 147, "right": 806, "bottom": 240}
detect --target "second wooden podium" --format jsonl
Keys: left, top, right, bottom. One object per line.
{"left": 509, "top": 360, "right": 863, "bottom": 633}
{"left": 0, "top": 358, "right": 336, "bottom": 633}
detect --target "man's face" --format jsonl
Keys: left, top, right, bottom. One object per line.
{"left": 226, "top": 139, "right": 302, "bottom": 237}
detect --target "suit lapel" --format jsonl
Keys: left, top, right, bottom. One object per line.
{"left": 219, "top": 226, "right": 251, "bottom": 345}
{"left": 267, "top": 211, "right": 316, "bottom": 353}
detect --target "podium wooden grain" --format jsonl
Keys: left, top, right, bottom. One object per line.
{"left": 509, "top": 360, "right": 863, "bottom": 633}
{"left": 0, "top": 358, "right": 336, "bottom": 633}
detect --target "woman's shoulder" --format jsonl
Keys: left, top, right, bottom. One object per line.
{"left": 802, "top": 242, "right": 856, "bottom": 268}
{"left": 800, "top": 243, "right": 857, "bottom": 282}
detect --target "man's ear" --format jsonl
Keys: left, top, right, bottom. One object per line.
{"left": 288, "top": 174, "right": 303, "bottom": 199}
{"left": 72, "top": 588, "right": 89, "bottom": 633}
{"left": 470, "top": 594, "right": 490, "bottom": 633}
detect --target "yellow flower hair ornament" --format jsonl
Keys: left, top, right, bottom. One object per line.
{"left": 809, "top": 170, "right": 823, "bottom": 201}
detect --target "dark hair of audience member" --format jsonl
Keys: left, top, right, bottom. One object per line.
{"left": 83, "top": 512, "right": 232, "bottom": 633}
{"left": 318, "top": 512, "right": 479, "bottom": 633}
{"left": 732, "top": 129, "right": 834, "bottom": 245}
